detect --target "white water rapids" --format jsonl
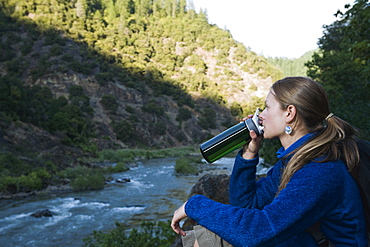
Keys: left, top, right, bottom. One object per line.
{"left": 0, "top": 157, "right": 270, "bottom": 246}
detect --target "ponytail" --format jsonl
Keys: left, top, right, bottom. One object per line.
{"left": 278, "top": 114, "right": 359, "bottom": 193}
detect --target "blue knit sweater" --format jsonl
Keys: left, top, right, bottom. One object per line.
{"left": 185, "top": 133, "right": 367, "bottom": 246}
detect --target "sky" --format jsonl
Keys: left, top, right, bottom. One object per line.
{"left": 192, "top": 0, "right": 353, "bottom": 59}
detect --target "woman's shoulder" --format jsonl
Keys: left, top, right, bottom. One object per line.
{"left": 303, "top": 158, "right": 347, "bottom": 173}
{"left": 295, "top": 159, "right": 350, "bottom": 185}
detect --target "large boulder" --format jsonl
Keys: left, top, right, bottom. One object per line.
{"left": 188, "top": 174, "right": 230, "bottom": 204}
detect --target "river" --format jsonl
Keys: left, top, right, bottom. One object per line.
{"left": 0, "top": 156, "right": 270, "bottom": 247}
{"left": 0, "top": 157, "right": 246, "bottom": 247}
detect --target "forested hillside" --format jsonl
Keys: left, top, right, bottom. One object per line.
{"left": 267, "top": 49, "right": 317, "bottom": 77}
{"left": 0, "top": 0, "right": 283, "bottom": 195}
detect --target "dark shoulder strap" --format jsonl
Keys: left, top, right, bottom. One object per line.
{"left": 352, "top": 139, "right": 370, "bottom": 232}
{"left": 307, "top": 222, "right": 332, "bottom": 247}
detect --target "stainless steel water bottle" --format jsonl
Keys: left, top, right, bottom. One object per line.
{"left": 200, "top": 108, "right": 264, "bottom": 163}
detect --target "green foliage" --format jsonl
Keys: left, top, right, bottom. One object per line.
{"left": 306, "top": 1, "right": 370, "bottom": 140}
{"left": 95, "top": 72, "right": 113, "bottom": 86}
{"left": 113, "top": 120, "right": 134, "bottom": 142}
{"left": 142, "top": 101, "right": 165, "bottom": 116}
{"left": 0, "top": 152, "right": 53, "bottom": 193}
{"left": 96, "top": 146, "right": 196, "bottom": 163}
{"left": 198, "top": 107, "right": 216, "bottom": 129}
{"left": 83, "top": 220, "right": 177, "bottom": 247}
{"left": 0, "top": 168, "right": 51, "bottom": 193}
{"left": 61, "top": 54, "right": 74, "bottom": 63}
{"left": 176, "top": 107, "right": 192, "bottom": 122}
{"left": 267, "top": 49, "right": 317, "bottom": 77}
{"left": 174, "top": 156, "right": 201, "bottom": 175}
{"left": 0, "top": 0, "right": 280, "bottom": 113}
{"left": 0, "top": 75, "right": 95, "bottom": 147}
{"left": 58, "top": 166, "right": 105, "bottom": 191}
{"left": 230, "top": 102, "right": 243, "bottom": 117}
{"left": 70, "top": 174, "right": 105, "bottom": 191}
{"left": 107, "top": 162, "right": 129, "bottom": 173}
{"left": 0, "top": 43, "right": 16, "bottom": 61}
{"left": 259, "top": 139, "right": 280, "bottom": 166}
{"left": 186, "top": 54, "right": 207, "bottom": 73}
{"left": 153, "top": 121, "right": 166, "bottom": 135}
{"left": 50, "top": 44, "right": 63, "bottom": 56}
{"left": 101, "top": 95, "right": 118, "bottom": 113}
{"left": 68, "top": 85, "right": 93, "bottom": 115}
{"left": 242, "top": 96, "right": 265, "bottom": 116}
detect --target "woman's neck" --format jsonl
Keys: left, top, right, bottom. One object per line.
{"left": 280, "top": 130, "right": 309, "bottom": 150}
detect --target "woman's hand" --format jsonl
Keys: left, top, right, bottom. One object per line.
{"left": 241, "top": 115, "right": 263, "bottom": 160}
{"left": 171, "top": 202, "right": 188, "bottom": 236}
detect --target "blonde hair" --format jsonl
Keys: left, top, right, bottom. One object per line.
{"left": 271, "top": 77, "right": 359, "bottom": 193}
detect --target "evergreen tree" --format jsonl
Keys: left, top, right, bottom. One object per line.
{"left": 306, "top": 0, "right": 370, "bottom": 140}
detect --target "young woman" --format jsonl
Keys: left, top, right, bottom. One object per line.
{"left": 171, "top": 77, "right": 368, "bottom": 246}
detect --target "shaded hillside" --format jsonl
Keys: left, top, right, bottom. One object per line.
{"left": 0, "top": 0, "right": 282, "bottom": 150}
{"left": 0, "top": 0, "right": 284, "bottom": 195}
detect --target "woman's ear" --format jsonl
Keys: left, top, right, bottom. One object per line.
{"left": 285, "top": 105, "right": 297, "bottom": 123}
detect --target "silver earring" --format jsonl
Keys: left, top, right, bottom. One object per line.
{"left": 285, "top": 126, "right": 292, "bottom": 135}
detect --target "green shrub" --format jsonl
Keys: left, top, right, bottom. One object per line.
{"left": 107, "top": 162, "right": 129, "bottom": 173}
{"left": 50, "top": 44, "right": 63, "bottom": 56}
{"left": 142, "top": 101, "right": 165, "bottom": 116}
{"left": 96, "top": 146, "right": 196, "bottom": 163}
{"left": 58, "top": 166, "right": 105, "bottom": 191}
{"left": 176, "top": 107, "right": 192, "bottom": 122}
{"left": 125, "top": 105, "right": 135, "bottom": 113}
{"left": 174, "top": 131, "right": 186, "bottom": 142}
{"left": 174, "top": 157, "right": 199, "bottom": 175}
{"left": 70, "top": 174, "right": 105, "bottom": 191}
{"left": 61, "top": 54, "right": 74, "bottom": 62}
{"left": 229, "top": 102, "right": 243, "bottom": 117}
{"left": 153, "top": 121, "right": 166, "bottom": 135}
{"left": 83, "top": 220, "right": 177, "bottom": 247}
{"left": 69, "top": 61, "right": 90, "bottom": 74}
{"left": 21, "top": 41, "right": 33, "bottom": 55}
{"left": 0, "top": 168, "right": 51, "bottom": 193}
{"left": 198, "top": 107, "right": 216, "bottom": 129}
{"left": 5, "top": 59, "right": 25, "bottom": 76}
{"left": 30, "top": 67, "right": 46, "bottom": 81}
{"left": 260, "top": 138, "right": 280, "bottom": 166}
{"left": 113, "top": 120, "right": 134, "bottom": 142}
{"left": 101, "top": 95, "right": 118, "bottom": 112}
{"left": 95, "top": 72, "right": 112, "bottom": 86}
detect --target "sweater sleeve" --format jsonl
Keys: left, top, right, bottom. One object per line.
{"left": 185, "top": 161, "right": 344, "bottom": 247}
{"left": 229, "top": 151, "right": 280, "bottom": 209}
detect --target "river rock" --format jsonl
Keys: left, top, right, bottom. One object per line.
{"left": 188, "top": 174, "right": 230, "bottom": 204}
{"left": 116, "top": 178, "right": 131, "bottom": 183}
{"left": 30, "top": 209, "right": 57, "bottom": 218}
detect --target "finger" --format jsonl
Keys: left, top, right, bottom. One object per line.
{"left": 241, "top": 115, "right": 253, "bottom": 122}
{"left": 170, "top": 220, "right": 179, "bottom": 233}
{"left": 249, "top": 130, "right": 257, "bottom": 138}
{"left": 249, "top": 130, "right": 260, "bottom": 141}
{"left": 171, "top": 221, "right": 186, "bottom": 236}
